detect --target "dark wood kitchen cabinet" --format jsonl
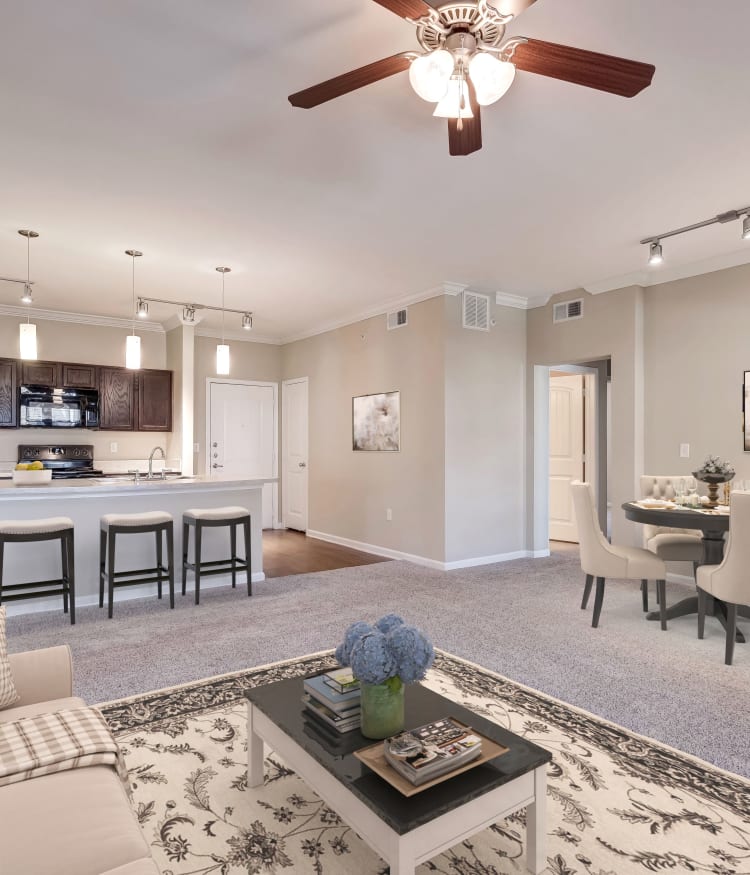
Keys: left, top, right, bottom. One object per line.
{"left": 61, "top": 363, "right": 98, "bottom": 389}
{"left": 0, "top": 358, "right": 18, "bottom": 428}
{"left": 21, "top": 360, "right": 60, "bottom": 387}
{"left": 99, "top": 367, "right": 173, "bottom": 432}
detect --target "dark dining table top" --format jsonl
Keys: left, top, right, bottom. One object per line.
{"left": 622, "top": 501, "right": 730, "bottom": 534}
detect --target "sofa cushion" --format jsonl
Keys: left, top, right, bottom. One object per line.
{"left": 0, "top": 606, "right": 19, "bottom": 710}
{"left": 0, "top": 695, "right": 86, "bottom": 724}
{"left": 0, "top": 764, "right": 150, "bottom": 875}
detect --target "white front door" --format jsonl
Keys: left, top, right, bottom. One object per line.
{"left": 282, "top": 377, "right": 308, "bottom": 532}
{"left": 549, "top": 374, "right": 585, "bottom": 543}
{"left": 208, "top": 380, "right": 277, "bottom": 529}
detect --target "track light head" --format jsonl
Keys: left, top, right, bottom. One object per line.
{"left": 136, "top": 298, "right": 149, "bottom": 318}
{"left": 20, "top": 284, "right": 33, "bottom": 304}
{"left": 648, "top": 241, "right": 663, "bottom": 266}
{"left": 743, "top": 215, "right": 750, "bottom": 241}
{"left": 242, "top": 313, "right": 253, "bottom": 331}
{"left": 182, "top": 306, "right": 196, "bottom": 323}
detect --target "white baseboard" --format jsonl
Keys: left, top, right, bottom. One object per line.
{"left": 4, "top": 572, "right": 266, "bottom": 618}
{"left": 306, "top": 530, "right": 547, "bottom": 572}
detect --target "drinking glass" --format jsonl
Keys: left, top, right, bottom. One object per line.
{"left": 686, "top": 476, "right": 697, "bottom": 495}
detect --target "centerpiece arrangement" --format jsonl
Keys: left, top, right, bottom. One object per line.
{"left": 692, "top": 455, "right": 735, "bottom": 508}
{"left": 335, "top": 614, "right": 434, "bottom": 739}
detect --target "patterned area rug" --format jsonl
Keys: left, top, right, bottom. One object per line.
{"left": 100, "top": 652, "right": 750, "bottom": 875}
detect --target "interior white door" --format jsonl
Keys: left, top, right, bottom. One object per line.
{"left": 549, "top": 374, "right": 585, "bottom": 543}
{"left": 209, "top": 381, "right": 276, "bottom": 529}
{"left": 282, "top": 378, "right": 308, "bottom": 532}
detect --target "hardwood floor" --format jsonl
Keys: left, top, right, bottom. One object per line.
{"left": 263, "top": 530, "right": 391, "bottom": 578}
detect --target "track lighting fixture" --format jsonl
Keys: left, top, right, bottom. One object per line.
{"left": 20, "top": 284, "right": 33, "bottom": 304}
{"left": 242, "top": 313, "right": 253, "bottom": 331}
{"left": 642, "top": 203, "right": 750, "bottom": 266}
{"left": 17, "top": 230, "right": 39, "bottom": 360}
{"left": 183, "top": 306, "right": 196, "bottom": 323}
{"left": 125, "top": 250, "right": 143, "bottom": 369}
{"left": 136, "top": 298, "right": 149, "bottom": 318}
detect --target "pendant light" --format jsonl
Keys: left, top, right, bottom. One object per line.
{"left": 125, "top": 250, "right": 143, "bottom": 369}
{"left": 216, "top": 267, "right": 231, "bottom": 375}
{"left": 17, "top": 230, "right": 39, "bottom": 360}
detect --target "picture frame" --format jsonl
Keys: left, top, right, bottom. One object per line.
{"left": 352, "top": 391, "right": 400, "bottom": 452}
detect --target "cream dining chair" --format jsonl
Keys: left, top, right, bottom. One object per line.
{"left": 639, "top": 476, "right": 703, "bottom": 563}
{"left": 571, "top": 481, "right": 668, "bottom": 629}
{"left": 696, "top": 491, "right": 750, "bottom": 665}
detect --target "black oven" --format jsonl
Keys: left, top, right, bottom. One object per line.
{"left": 19, "top": 385, "right": 100, "bottom": 429}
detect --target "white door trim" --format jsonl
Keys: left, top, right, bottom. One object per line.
{"left": 282, "top": 377, "right": 309, "bottom": 532}
{"left": 206, "top": 378, "right": 280, "bottom": 528}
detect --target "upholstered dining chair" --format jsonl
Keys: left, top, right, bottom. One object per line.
{"left": 571, "top": 481, "right": 668, "bottom": 629}
{"left": 639, "top": 476, "right": 703, "bottom": 565}
{"left": 696, "top": 491, "right": 750, "bottom": 665}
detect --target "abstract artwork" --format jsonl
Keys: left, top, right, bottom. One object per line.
{"left": 353, "top": 391, "right": 400, "bottom": 452}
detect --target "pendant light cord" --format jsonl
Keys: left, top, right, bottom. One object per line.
{"left": 26, "top": 235, "right": 30, "bottom": 324}
{"left": 131, "top": 254, "right": 136, "bottom": 337}
{"left": 221, "top": 272, "right": 226, "bottom": 344}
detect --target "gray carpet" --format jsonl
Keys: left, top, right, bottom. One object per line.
{"left": 6, "top": 551, "right": 750, "bottom": 777}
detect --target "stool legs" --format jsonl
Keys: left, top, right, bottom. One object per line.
{"left": 182, "top": 522, "right": 189, "bottom": 596}
{"left": 63, "top": 530, "right": 75, "bottom": 625}
{"left": 166, "top": 523, "right": 175, "bottom": 609}
{"left": 230, "top": 524, "right": 237, "bottom": 589}
{"left": 194, "top": 522, "right": 202, "bottom": 606}
{"left": 102, "top": 523, "right": 174, "bottom": 617}
{"left": 0, "top": 538, "right": 4, "bottom": 606}
{"left": 99, "top": 529, "right": 106, "bottom": 608}
{"left": 107, "top": 530, "right": 116, "bottom": 619}
{"left": 243, "top": 517, "right": 252, "bottom": 597}
{"left": 156, "top": 529, "right": 163, "bottom": 600}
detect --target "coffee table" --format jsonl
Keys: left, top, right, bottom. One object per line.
{"left": 245, "top": 677, "right": 551, "bottom": 875}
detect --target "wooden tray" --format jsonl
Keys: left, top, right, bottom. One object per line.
{"left": 354, "top": 721, "right": 509, "bottom": 797}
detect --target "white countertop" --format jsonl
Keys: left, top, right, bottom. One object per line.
{"left": 0, "top": 476, "right": 275, "bottom": 500}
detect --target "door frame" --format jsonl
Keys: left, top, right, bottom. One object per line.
{"left": 282, "top": 377, "right": 309, "bottom": 532}
{"left": 548, "top": 371, "right": 587, "bottom": 543}
{"left": 206, "top": 378, "right": 280, "bottom": 528}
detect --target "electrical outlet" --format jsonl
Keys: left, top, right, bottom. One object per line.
{"left": 680, "top": 443, "right": 690, "bottom": 459}
{"left": 193, "top": 443, "right": 200, "bottom": 453}
{"left": 109, "top": 442, "right": 118, "bottom": 453}
{"left": 386, "top": 508, "right": 392, "bottom": 521}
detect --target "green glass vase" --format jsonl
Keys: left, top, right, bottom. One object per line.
{"left": 360, "top": 679, "right": 405, "bottom": 739}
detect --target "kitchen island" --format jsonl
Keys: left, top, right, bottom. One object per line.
{"left": 0, "top": 477, "right": 272, "bottom": 615}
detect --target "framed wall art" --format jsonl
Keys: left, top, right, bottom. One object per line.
{"left": 353, "top": 391, "right": 400, "bottom": 452}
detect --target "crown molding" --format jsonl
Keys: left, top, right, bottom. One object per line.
{"left": 279, "top": 281, "right": 468, "bottom": 345}
{"left": 583, "top": 247, "right": 750, "bottom": 296}
{"left": 0, "top": 303, "right": 164, "bottom": 332}
{"left": 194, "top": 326, "right": 281, "bottom": 346}
{"left": 494, "top": 291, "right": 552, "bottom": 310}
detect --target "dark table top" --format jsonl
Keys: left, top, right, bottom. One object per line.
{"left": 245, "top": 677, "right": 551, "bottom": 835}
{"left": 622, "top": 501, "right": 729, "bottom": 534}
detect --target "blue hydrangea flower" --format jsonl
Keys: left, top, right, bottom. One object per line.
{"left": 375, "top": 613, "right": 404, "bottom": 634}
{"left": 349, "top": 631, "right": 396, "bottom": 685}
{"left": 335, "top": 621, "right": 373, "bottom": 666}
{"left": 387, "top": 624, "right": 435, "bottom": 683}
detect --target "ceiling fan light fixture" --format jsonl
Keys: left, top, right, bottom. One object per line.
{"left": 409, "top": 49, "right": 454, "bottom": 103}
{"left": 648, "top": 241, "right": 664, "bottom": 266}
{"left": 433, "top": 75, "right": 474, "bottom": 120}
{"left": 468, "top": 52, "right": 516, "bottom": 106}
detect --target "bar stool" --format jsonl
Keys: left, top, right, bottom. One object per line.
{"left": 0, "top": 518, "right": 75, "bottom": 623}
{"left": 100, "top": 511, "right": 174, "bottom": 618}
{"left": 182, "top": 506, "right": 251, "bottom": 605}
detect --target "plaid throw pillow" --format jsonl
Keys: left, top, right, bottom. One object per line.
{"left": 0, "top": 606, "right": 19, "bottom": 710}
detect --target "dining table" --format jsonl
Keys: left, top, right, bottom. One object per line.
{"left": 622, "top": 500, "right": 749, "bottom": 642}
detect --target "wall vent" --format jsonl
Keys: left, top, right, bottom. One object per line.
{"left": 387, "top": 308, "right": 408, "bottom": 330}
{"left": 462, "top": 291, "right": 490, "bottom": 331}
{"left": 553, "top": 299, "right": 584, "bottom": 324}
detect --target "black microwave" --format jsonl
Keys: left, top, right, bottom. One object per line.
{"left": 19, "top": 385, "right": 100, "bottom": 429}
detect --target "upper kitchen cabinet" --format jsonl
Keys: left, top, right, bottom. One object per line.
{"left": 62, "top": 363, "right": 99, "bottom": 389}
{"left": 99, "top": 367, "right": 173, "bottom": 432}
{"left": 99, "top": 367, "right": 136, "bottom": 430}
{"left": 21, "top": 360, "right": 60, "bottom": 387}
{"left": 0, "top": 358, "right": 18, "bottom": 428}
{"left": 136, "top": 370, "right": 173, "bottom": 432}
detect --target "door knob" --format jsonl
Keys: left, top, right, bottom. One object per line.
{"left": 212, "top": 463, "right": 224, "bottom": 469}
{"left": 298, "top": 462, "right": 307, "bottom": 468}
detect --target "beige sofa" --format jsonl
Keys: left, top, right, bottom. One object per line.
{"left": 1, "top": 646, "right": 159, "bottom": 875}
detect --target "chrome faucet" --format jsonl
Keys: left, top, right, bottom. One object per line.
{"left": 148, "top": 446, "right": 166, "bottom": 479}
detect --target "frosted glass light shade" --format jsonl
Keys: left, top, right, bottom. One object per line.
{"left": 468, "top": 53, "right": 516, "bottom": 106}
{"left": 433, "top": 76, "right": 474, "bottom": 119}
{"left": 126, "top": 334, "right": 141, "bottom": 369}
{"left": 19, "top": 322, "right": 37, "bottom": 360}
{"left": 216, "top": 343, "right": 230, "bottom": 375}
{"left": 409, "top": 50, "right": 454, "bottom": 102}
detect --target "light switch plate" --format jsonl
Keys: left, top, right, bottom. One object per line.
{"left": 110, "top": 442, "right": 118, "bottom": 453}
{"left": 680, "top": 443, "right": 690, "bottom": 458}
{"left": 193, "top": 443, "right": 200, "bottom": 453}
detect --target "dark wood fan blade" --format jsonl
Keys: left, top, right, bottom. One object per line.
{"left": 448, "top": 81, "right": 482, "bottom": 156}
{"left": 289, "top": 54, "right": 412, "bottom": 108}
{"left": 489, "top": 0, "right": 538, "bottom": 17}
{"left": 371, "top": 0, "right": 434, "bottom": 21}
{"left": 512, "top": 39, "right": 655, "bottom": 97}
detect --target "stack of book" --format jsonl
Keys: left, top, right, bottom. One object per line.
{"left": 302, "top": 668, "right": 361, "bottom": 733}
{"left": 383, "top": 717, "right": 483, "bottom": 786}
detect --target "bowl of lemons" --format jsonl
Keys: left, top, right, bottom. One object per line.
{"left": 12, "top": 461, "right": 53, "bottom": 485}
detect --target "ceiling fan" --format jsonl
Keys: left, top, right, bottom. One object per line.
{"left": 288, "top": 0, "right": 655, "bottom": 156}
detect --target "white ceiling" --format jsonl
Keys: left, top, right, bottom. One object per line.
{"left": 1, "top": 0, "right": 749, "bottom": 340}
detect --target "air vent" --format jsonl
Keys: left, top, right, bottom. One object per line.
{"left": 553, "top": 299, "right": 584, "bottom": 324}
{"left": 387, "top": 308, "right": 408, "bottom": 330}
{"left": 462, "top": 291, "right": 490, "bottom": 331}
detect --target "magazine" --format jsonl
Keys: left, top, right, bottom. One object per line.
{"left": 383, "top": 717, "right": 482, "bottom": 785}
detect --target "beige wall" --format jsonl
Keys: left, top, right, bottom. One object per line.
{"left": 444, "top": 296, "right": 527, "bottom": 562}
{"left": 644, "top": 263, "right": 750, "bottom": 481}
{"left": 281, "top": 297, "right": 447, "bottom": 562}
{"left": 192, "top": 335, "right": 281, "bottom": 476}
{"left": 526, "top": 286, "right": 645, "bottom": 547}
{"left": 0, "top": 316, "right": 168, "bottom": 467}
